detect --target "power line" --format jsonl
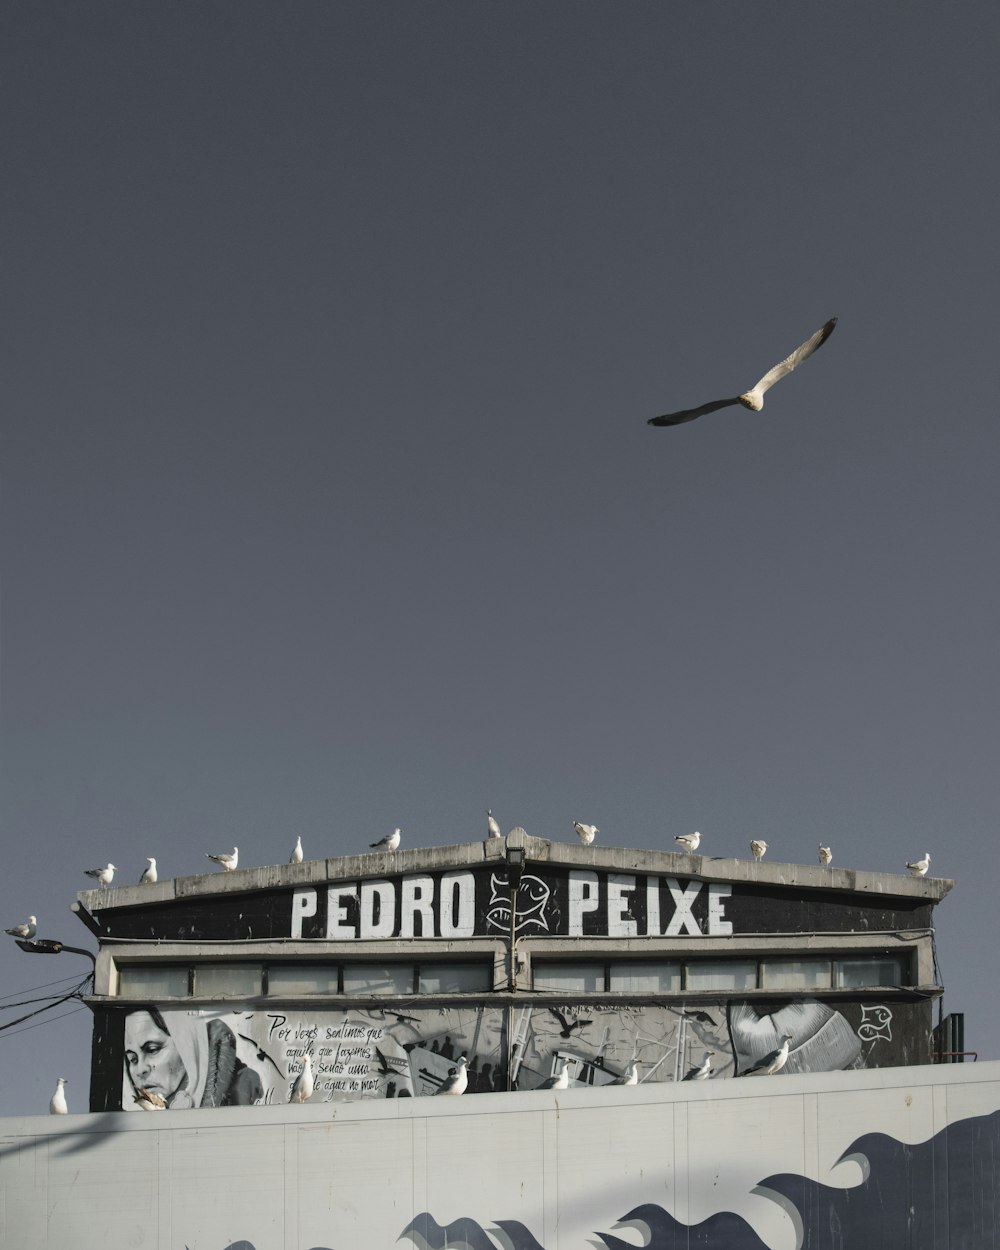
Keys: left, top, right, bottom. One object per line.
{"left": 0, "top": 976, "right": 92, "bottom": 1036}
{"left": 0, "top": 1004, "right": 89, "bottom": 1041}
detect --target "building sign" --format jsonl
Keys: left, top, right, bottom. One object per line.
{"left": 91, "top": 865, "right": 933, "bottom": 943}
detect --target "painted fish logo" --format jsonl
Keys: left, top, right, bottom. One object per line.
{"left": 485, "top": 872, "right": 552, "bottom": 935}
{"left": 857, "top": 1005, "right": 892, "bottom": 1044}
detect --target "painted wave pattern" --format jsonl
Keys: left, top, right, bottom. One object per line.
{"left": 193, "top": 1108, "right": 1000, "bottom": 1250}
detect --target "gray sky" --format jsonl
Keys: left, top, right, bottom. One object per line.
{"left": 2, "top": 3, "right": 997, "bottom": 1116}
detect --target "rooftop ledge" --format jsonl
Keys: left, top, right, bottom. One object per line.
{"left": 76, "top": 835, "right": 953, "bottom": 915}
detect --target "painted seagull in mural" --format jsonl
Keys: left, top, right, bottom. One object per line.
{"left": 818, "top": 844, "right": 833, "bottom": 866}
{"left": 547, "top": 1007, "right": 592, "bottom": 1038}
{"left": 289, "top": 1054, "right": 314, "bottom": 1104}
{"left": 574, "top": 822, "right": 599, "bottom": 846}
{"left": 370, "top": 827, "right": 402, "bottom": 852}
{"left": 84, "top": 863, "right": 117, "bottom": 886}
{"left": 682, "top": 1050, "right": 716, "bottom": 1081}
{"left": 648, "top": 317, "right": 837, "bottom": 427}
{"left": 674, "top": 831, "right": 701, "bottom": 853}
{"left": 134, "top": 1086, "right": 167, "bottom": 1111}
{"left": 289, "top": 836, "right": 303, "bottom": 864}
{"left": 139, "top": 857, "right": 157, "bottom": 884}
{"left": 4, "top": 915, "right": 37, "bottom": 939}
{"left": 682, "top": 1009, "right": 718, "bottom": 1027}
{"left": 906, "top": 852, "right": 931, "bottom": 877}
{"left": 487, "top": 810, "right": 503, "bottom": 840}
{"left": 750, "top": 839, "right": 768, "bottom": 861}
{"left": 742, "top": 1033, "right": 793, "bottom": 1076}
{"left": 436, "top": 1056, "right": 469, "bottom": 1095}
{"left": 49, "top": 1078, "right": 68, "bottom": 1115}
{"left": 206, "top": 847, "right": 238, "bottom": 872}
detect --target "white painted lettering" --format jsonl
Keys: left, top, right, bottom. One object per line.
{"left": 359, "top": 880, "right": 396, "bottom": 939}
{"left": 290, "top": 888, "right": 317, "bottom": 939}
{"left": 707, "top": 882, "right": 733, "bottom": 936}
{"left": 400, "top": 876, "right": 435, "bottom": 938}
{"left": 607, "top": 874, "right": 638, "bottom": 937}
{"left": 646, "top": 879, "right": 661, "bottom": 936}
{"left": 664, "top": 878, "right": 702, "bottom": 936}
{"left": 568, "top": 871, "right": 600, "bottom": 935}
{"left": 326, "top": 884, "right": 357, "bottom": 939}
{"left": 438, "top": 871, "right": 475, "bottom": 938}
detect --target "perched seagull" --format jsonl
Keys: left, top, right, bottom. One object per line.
{"left": 436, "top": 1056, "right": 469, "bottom": 1096}
{"left": 133, "top": 1086, "right": 167, "bottom": 1111}
{"left": 750, "top": 839, "right": 768, "bottom": 861}
{"left": 486, "top": 810, "right": 503, "bottom": 840}
{"left": 574, "top": 822, "right": 599, "bottom": 846}
{"left": 370, "top": 827, "right": 401, "bottom": 852}
{"left": 742, "top": 1034, "right": 793, "bottom": 1077}
{"left": 682, "top": 1050, "right": 715, "bottom": 1082}
{"left": 49, "top": 1077, "right": 68, "bottom": 1115}
{"left": 612, "top": 1061, "right": 639, "bottom": 1086}
{"left": 907, "top": 852, "right": 931, "bottom": 877}
{"left": 84, "top": 863, "right": 117, "bottom": 887}
{"left": 648, "top": 317, "right": 838, "bottom": 427}
{"left": 289, "top": 1054, "right": 314, "bottom": 1104}
{"left": 289, "top": 836, "right": 304, "bottom": 864}
{"left": 674, "top": 831, "right": 701, "bottom": 853}
{"left": 139, "top": 857, "right": 157, "bottom": 884}
{"left": 818, "top": 844, "right": 833, "bottom": 866}
{"left": 5, "top": 915, "right": 37, "bottom": 939}
{"left": 206, "top": 847, "right": 238, "bottom": 872}
{"left": 540, "top": 1057, "right": 570, "bottom": 1090}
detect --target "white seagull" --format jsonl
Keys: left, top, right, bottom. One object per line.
{"left": 750, "top": 839, "right": 768, "bottom": 861}
{"left": 649, "top": 317, "right": 838, "bottom": 426}
{"left": 289, "top": 1054, "right": 314, "bottom": 1104}
{"left": 682, "top": 1050, "right": 715, "bottom": 1082}
{"left": 84, "top": 863, "right": 117, "bottom": 887}
{"left": 487, "top": 810, "right": 502, "bottom": 840}
{"left": 5, "top": 915, "right": 37, "bottom": 939}
{"left": 49, "top": 1077, "right": 68, "bottom": 1115}
{"left": 674, "top": 831, "right": 701, "bottom": 853}
{"left": 742, "top": 1034, "right": 793, "bottom": 1076}
{"left": 290, "top": 836, "right": 304, "bottom": 864}
{"left": 370, "top": 828, "right": 401, "bottom": 852}
{"left": 540, "top": 1056, "right": 570, "bottom": 1090}
{"left": 818, "top": 844, "right": 833, "bottom": 866}
{"left": 206, "top": 847, "right": 238, "bottom": 872}
{"left": 574, "top": 822, "right": 599, "bottom": 846}
{"left": 140, "top": 857, "right": 157, "bottom": 884}
{"left": 133, "top": 1086, "right": 167, "bottom": 1111}
{"left": 906, "top": 852, "right": 931, "bottom": 877}
{"left": 436, "top": 1056, "right": 469, "bottom": 1096}
{"left": 612, "top": 1061, "right": 640, "bottom": 1086}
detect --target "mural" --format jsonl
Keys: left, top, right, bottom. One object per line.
{"left": 117, "top": 996, "right": 905, "bottom": 1109}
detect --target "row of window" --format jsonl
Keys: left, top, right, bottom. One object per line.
{"left": 116, "top": 954, "right": 907, "bottom": 999}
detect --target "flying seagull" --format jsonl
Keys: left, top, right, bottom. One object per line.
{"left": 674, "top": 831, "right": 701, "bottom": 853}
{"left": 50, "top": 1077, "right": 68, "bottom": 1115}
{"left": 206, "top": 847, "right": 238, "bottom": 872}
{"left": 574, "top": 822, "right": 599, "bottom": 846}
{"left": 371, "top": 827, "right": 401, "bottom": 852}
{"left": 649, "top": 317, "right": 837, "bottom": 427}
{"left": 906, "top": 852, "right": 931, "bottom": 877}
{"left": 750, "top": 839, "right": 768, "bottom": 861}
{"left": 682, "top": 1050, "right": 715, "bottom": 1082}
{"left": 436, "top": 1056, "right": 469, "bottom": 1095}
{"left": 140, "top": 857, "right": 157, "bottom": 884}
{"left": 290, "top": 836, "right": 304, "bottom": 864}
{"left": 547, "top": 1007, "right": 592, "bottom": 1038}
{"left": 741, "top": 1034, "right": 793, "bottom": 1076}
{"left": 5, "top": 915, "right": 37, "bottom": 939}
{"left": 289, "top": 1054, "right": 314, "bottom": 1104}
{"left": 487, "top": 810, "right": 502, "bottom": 840}
{"left": 818, "top": 844, "right": 833, "bottom": 866}
{"left": 133, "top": 1086, "right": 167, "bottom": 1111}
{"left": 84, "top": 863, "right": 117, "bottom": 887}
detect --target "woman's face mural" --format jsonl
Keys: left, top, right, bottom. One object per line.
{"left": 125, "top": 1011, "right": 188, "bottom": 1103}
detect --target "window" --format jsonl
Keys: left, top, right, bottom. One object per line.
{"left": 835, "top": 957, "right": 903, "bottom": 988}
{"left": 417, "top": 963, "right": 491, "bottom": 994}
{"left": 533, "top": 962, "right": 604, "bottom": 992}
{"left": 609, "top": 961, "right": 681, "bottom": 992}
{"left": 685, "top": 960, "right": 758, "bottom": 991}
{"left": 761, "top": 959, "right": 832, "bottom": 991}
{"left": 117, "top": 965, "right": 189, "bottom": 999}
{"left": 193, "top": 964, "right": 262, "bottom": 998}
{"left": 342, "top": 963, "right": 415, "bottom": 995}
{"left": 267, "top": 965, "right": 341, "bottom": 996}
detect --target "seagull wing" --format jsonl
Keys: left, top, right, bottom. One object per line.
{"left": 750, "top": 318, "right": 837, "bottom": 398}
{"left": 648, "top": 397, "right": 742, "bottom": 426}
